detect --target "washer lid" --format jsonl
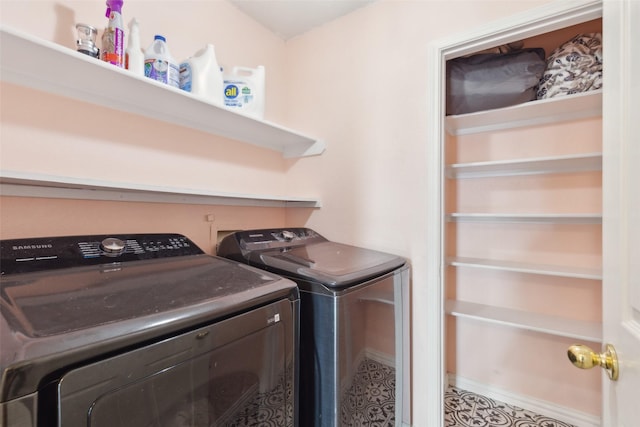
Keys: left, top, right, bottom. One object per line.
{"left": 0, "top": 254, "right": 297, "bottom": 402}
{"left": 1, "top": 255, "right": 287, "bottom": 338}
{"left": 260, "top": 241, "right": 405, "bottom": 287}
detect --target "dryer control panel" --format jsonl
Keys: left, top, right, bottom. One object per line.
{"left": 1, "top": 234, "right": 204, "bottom": 275}
{"left": 226, "top": 228, "right": 326, "bottom": 252}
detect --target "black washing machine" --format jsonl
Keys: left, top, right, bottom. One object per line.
{"left": 0, "top": 233, "right": 299, "bottom": 427}
{"left": 218, "top": 228, "right": 410, "bottom": 427}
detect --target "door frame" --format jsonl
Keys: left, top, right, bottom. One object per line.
{"left": 423, "top": 0, "right": 603, "bottom": 425}
{"left": 601, "top": 0, "right": 639, "bottom": 425}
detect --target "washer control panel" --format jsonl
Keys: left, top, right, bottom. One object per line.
{"left": 1, "top": 234, "right": 204, "bottom": 275}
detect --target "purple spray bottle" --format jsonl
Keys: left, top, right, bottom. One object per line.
{"left": 102, "top": 0, "right": 124, "bottom": 67}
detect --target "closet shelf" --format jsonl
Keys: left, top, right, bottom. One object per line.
{"left": 447, "top": 213, "right": 602, "bottom": 224}
{"left": 0, "top": 26, "right": 325, "bottom": 159}
{"left": 0, "top": 171, "right": 321, "bottom": 208}
{"left": 447, "top": 257, "right": 602, "bottom": 280}
{"left": 445, "top": 299, "right": 602, "bottom": 343}
{"left": 445, "top": 90, "right": 602, "bottom": 136}
{"left": 447, "top": 153, "right": 602, "bottom": 179}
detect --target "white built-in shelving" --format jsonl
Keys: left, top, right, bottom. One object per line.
{"left": 447, "top": 257, "right": 602, "bottom": 280}
{"left": 446, "top": 152, "right": 602, "bottom": 179}
{"left": 445, "top": 90, "right": 602, "bottom": 136}
{"left": 447, "top": 213, "right": 602, "bottom": 224}
{"left": 445, "top": 90, "right": 603, "bottom": 341}
{"left": 445, "top": 300, "right": 602, "bottom": 342}
{"left": 0, "top": 26, "right": 324, "bottom": 208}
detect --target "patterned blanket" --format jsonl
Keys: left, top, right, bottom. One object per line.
{"left": 537, "top": 33, "right": 603, "bottom": 99}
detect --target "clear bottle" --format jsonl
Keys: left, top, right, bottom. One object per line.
{"left": 75, "top": 23, "right": 99, "bottom": 58}
{"left": 144, "top": 35, "right": 179, "bottom": 88}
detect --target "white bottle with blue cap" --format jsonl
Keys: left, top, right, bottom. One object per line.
{"left": 144, "top": 35, "right": 179, "bottom": 88}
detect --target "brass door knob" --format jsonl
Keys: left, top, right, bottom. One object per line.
{"left": 567, "top": 343, "right": 619, "bottom": 381}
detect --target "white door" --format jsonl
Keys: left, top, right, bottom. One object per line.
{"left": 601, "top": 0, "right": 640, "bottom": 425}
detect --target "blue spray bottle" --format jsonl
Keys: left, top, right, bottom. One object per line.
{"left": 101, "top": 0, "right": 124, "bottom": 67}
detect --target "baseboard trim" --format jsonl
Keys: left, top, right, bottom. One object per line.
{"left": 448, "top": 374, "right": 601, "bottom": 427}
{"left": 364, "top": 347, "right": 396, "bottom": 367}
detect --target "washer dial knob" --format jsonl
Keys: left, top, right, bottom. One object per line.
{"left": 101, "top": 238, "right": 126, "bottom": 256}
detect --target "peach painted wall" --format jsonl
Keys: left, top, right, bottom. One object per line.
{"left": 0, "top": 0, "right": 294, "bottom": 196}
{"left": 0, "top": 196, "right": 295, "bottom": 255}
{"left": 0, "top": 0, "right": 290, "bottom": 123}
{"left": 4, "top": 0, "right": 599, "bottom": 425}
{"left": 281, "top": 0, "right": 583, "bottom": 424}
{"left": 284, "top": 0, "right": 553, "bottom": 245}
{"left": 0, "top": 0, "right": 307, "bottom": 251}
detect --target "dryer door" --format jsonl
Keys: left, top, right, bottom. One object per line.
{"left": 57, "top": 299, "right": 297, "bottom": 427}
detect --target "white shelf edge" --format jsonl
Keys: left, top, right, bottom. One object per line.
{"left": 447, "top": 257, "right": 602, "bottom": 280}
{"left": 445, "top": 90, "right": 602, "bottom": 136}
{"left": 445, "top": 299, "right": 602, "bottom": 342}
{"left": 0, "top": 25, "right": 325, "bottom": 159}
{"left": 0, "top": 171, "right": 321, "bottom": 208}
{"left": 447, "top": 152, "right": 602, "bottom": 179}
{"left": 447, "top": 213, "right": 602, "bottom": 224}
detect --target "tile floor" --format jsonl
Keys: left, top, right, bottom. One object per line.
{"left": 341, "top": 357, "right": 397, "bottom": 425}
{"left": 340, "top": 358, "right": 576, "bottom": 427}
{"left": 444, "top": 386, "right": 578, "bottom": 427}
{"left": 224, "top": 355, "right": 577, "bottom": 426}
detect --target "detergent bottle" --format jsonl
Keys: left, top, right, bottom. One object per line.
{"left": 125, "top": 17, "right": 144, "bottom": 75}
{"left": 223, "top": 66, "right": 265, "bottom": 119}
{"left": 179, "top": 44, "right": 224, "bottom": 105}
{"left": 144, "top": 35, "right": 180, "bottom": 88}
{"left": 101, "top": 0, "right": 124, "bottom": 67}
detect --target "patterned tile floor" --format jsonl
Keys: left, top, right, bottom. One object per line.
{"left": 445, "top": 386, "right": 577, "bottom": 427}
{"left": 339, "top": 358, "right": 576, "bottom": 427}
{"left": 341, "top": 357, "right": 397, "bottom": 426}
{"left": 215, "top": 359, "right": 577, "bottom": 426}
{"left": 225, "top": 368, "right": 293, "bottom": 426}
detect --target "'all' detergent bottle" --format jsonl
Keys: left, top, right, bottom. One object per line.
{"left": 223, "top": 66, "right": 265, "bottom": 119}
{"left": 102, "top": 0, "right": 124, "bottom": 67}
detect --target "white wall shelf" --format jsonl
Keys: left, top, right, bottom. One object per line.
{"left": 445, "top": 90, "right": 602, "bottom": 136}
{"left": 447, "top": 213, "right": 602, "bottom": 224}
{"left": 447, "top": 153, "right": 602, "bottom": 179}
{"left": 0, "top": 171, "right": 321, "bottom": 208}
{"left": 0, "top": 26, "right": 325, "bottom": 159}
{"left": 447, "top": 257, "right": 602, "bottom": 280}
{"left": 445, "top": 299, "right": 602, "bottom": 343}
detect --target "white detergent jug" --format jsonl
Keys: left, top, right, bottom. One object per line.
{"left": 144, "top": 35, "right": 179, "bottom": 88}
{"left": 223, "top": 66, "right": 265, "bottom": 119}
{"left": 179, "top": 44, "right": 224, "bottom": 105}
